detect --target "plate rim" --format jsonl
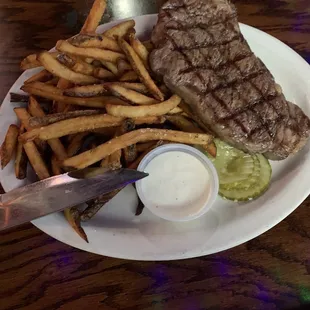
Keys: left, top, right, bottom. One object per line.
{"left": 1, "top": 14, "right": 310, "bottom": 261}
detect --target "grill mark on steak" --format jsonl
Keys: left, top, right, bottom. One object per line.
{"left": 164, "top": 8, "right": 273, "bottom": 138}
{"left": 150, "top": 0, "right": 310, "bottom": 159}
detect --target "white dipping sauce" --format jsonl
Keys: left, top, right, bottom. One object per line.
{"left": 140, "top": 151, "right": 211, "bottom": 219}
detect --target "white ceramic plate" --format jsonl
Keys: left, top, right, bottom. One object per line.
{"left": 1, "top": 14, "right": 310, "bottom": 261}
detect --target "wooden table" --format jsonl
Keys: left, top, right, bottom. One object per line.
{"left": 1, "top": 1, "right": 310, "bottom": 309}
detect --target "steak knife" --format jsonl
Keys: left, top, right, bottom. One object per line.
{"left": 0, "top": 168, "right": 148, "bottom": 231}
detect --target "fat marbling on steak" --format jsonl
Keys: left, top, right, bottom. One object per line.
{"left": 150, "top": 0, "right": 310, "bottom": 159}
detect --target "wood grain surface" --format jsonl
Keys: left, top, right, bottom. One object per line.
{"left": 1, "top": 1, "right": 310, "bottom": 309}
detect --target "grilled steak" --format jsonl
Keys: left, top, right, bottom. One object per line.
{"left": 150, "top": 0, "right": 310, "bottom": 159}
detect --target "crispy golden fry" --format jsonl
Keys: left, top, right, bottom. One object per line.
{"left": 20, "top": 56, "right": 41, "bottom": 70}
{"left": 15, "top": 126, "right": 28, "bottom": 179}
{"left": 23, "top": 141, "right": 50, "bottom": 180}
{"left": 70, "top": 34, "right": 121, "bottom": 52}
{"left": 64, "top": 85, "right": 107, "bottom": 98}
{"left": 56, "top": 53, "right": 76, "bottom": 68}
{"left": 81, "top": 0, "right": 107, "bottom": 34}
{"left": 45, "top": 77, "right": 60, "bottom": 85}
{"left": 24, "top": 70, "right": 53, "bottom": 84}
{"left": 119, "top": 70, "right": 138, "bottom": 82}
{"left": 38, "top": 52, "right": 99, "bottom": 85}
{"left": 56, "top": 40, "right": 125, "bottom": 63}
{"left": 53, "top": 78, "right": 73, "bottom": 113}
{"left": 1, "top": 125, "right": 19, "bottom": 169}
{"left": 20, "top": 52, "right": 59, "bottom": 70}
{"left": 21, "top": 82, "right": 125, "bottom": 108}
{"left": 84, "top": 57, "right": 94, "bottom": 64}
{"left": 167, "top": 115, "right": 217, "bottom": 157}
{"left": 167, "top": 107, "right": 183, "bottom": 115}
{"left": 119, "top": 119, "right": 137, "bottom": 166}
{"left": 81, "top": 188, "right": 121, "bottom": 222}
{"left": 14, "top": 107, "right": 47, "bottom": 152}
{"left": 116, "top": 58, "right": 131, "bottom": 76}
{"left": 72, "top": 61, "right": 96, "bottom": 76}
{"left": 100, "top": 60, "right": 119, "bottom": 75}
{"left": 129, "top": 140, "right": 164, "bottom": 170}
{"left": 104, "top": 20, "right": 135, "bottom": 39}
{"left": 110, "top": 82, "right": 148, "bottom": 94}
{"left": 20, "top": 114, "right": 165, "bottom": 142}
{"left": 136, "top": 141, "right": 157, "bottom": 153}
{"left": 107, "top": 84, "right": 158, "bottom": 105}
{"left": 119, "top": 38, "right": 164, "bottom": 101}
{"left": 62, "top": 129, "right": 213, "bottom": 169}
{"left": 28, "top": 96, "right": 68, "bottom": 160}
{"left": 64, "top": 207, "right": 89, "bottom": 243}
{"left": 106, "top": 94, "right": 181, "bottom": 118}
{"left": 67, "top": 133, "right": 89, "bottom": 157}
{"left": 51, "top": 155, "right": 62, "bottom": 176}
{"left": 93, "top": 67, "right": 115, "bottom": 79}
{"left": 142, "top": 40, "right": 154, "bottom": 52}
{"left": 26, "top": 81, "right": 63, "bottom": 95}
{"left": 129, "top": 33, "right": 150, "bottom": 69}
{"left": 30, "top": 110, "right": 101, "bottom": 127}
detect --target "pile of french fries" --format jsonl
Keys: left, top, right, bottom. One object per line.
{"left": 1, "top": 0, "right": 216, "bottom": 242}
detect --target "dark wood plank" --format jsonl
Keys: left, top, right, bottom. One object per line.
{"left": 0, "top": 1, "right": 310, "bottom": 309}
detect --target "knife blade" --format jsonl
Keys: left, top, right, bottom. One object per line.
{"left": 0, "top": 168, "right": 148, "bottom": 231}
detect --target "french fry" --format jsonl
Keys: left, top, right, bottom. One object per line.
{"left": 81, "top": 0, "right": 107, "bottom": 34}
{"left": 167, "top": 115, "right": 217, "bottom": 157}
{"left": 100, "top": 61, "right": 119, "bottom": 75}
{"left": 14, "top": 107, "right": 47, "bottom": 152}
{"left": 28, "top": 96, "right": 68, "bottom": 160}
{"left": 110, "top": 82, "right": 148, "bottom": 94}
{"left": 15, "top": 126, "right": 28, "bottom": 179}
{"left": 136, "top": 141, "right": 156, "bottom": 153}
{"left": 23, "top": 141, "right": 50, "bottom": 180}
{"left": 117, "top": 58, "right": 131, "bottom": 76}
{"left": 24, "top": 70, "right": 53, "bottom": 84}
{"left": 121, "top": 119, "right": 137, "bottom": 165}
{"left": 106, "top": 84, "right": 158, "bottom": 105}
{"left": 21, "top": 82, "right": 126, "bottom": 108}
{"left": 1, "top": 125, "right": 19, "bottom": 169}
{"left": 51, "top": 155, "right": 62, "bottom": 176}
{"left": 64, "top": 207, "right": 89, "bottom": 243}
{"left": 129, "top": 33, "right": 150, "bottom": 69}
{"left": 67, "top": 133, "right": 89, "bottom": 157}
{"left": 25, "top": 81, "right": 63, "bottom": 95}
{"left": 20, "top": 115, "right": 166, "bottom": 142}
{"left": 70, "top": 34, "right": 121, "bottom": 52}
{"left": 53, "top": 78, "right": 73, "bottom": 113}
{"left": 119, "top": 38, "right": 164, "bottom": 101}
{"left": 29, "top": 110, "right": 102, "bottom": 127}
{"left": 62, "top": 129, "right": 214, "bottom": 169}
{"left": 64, "top": 85, "right": 107, "bottom": 98}
{"left": 72, "top": 61, "right": 97, "bottom": 76}
{"left": 45, "top": 77, "right": 60, "bottom": 85}
{"left": 168, "top": 107, "right": 183, "bottom": 115}
{"left": 106, "top": 94, "right": 181, "bottom": 118}
{"left": 119, "top": 70, "right": 138, "bottom": 82}
{"left": 20, "top": 52, "right": 59, "bottom": 70}
{"left": 129, "top": 141, "right": 165, "bottom": 170}
{"left": 81, "top": 188, "right": 121, "bottom": 222}
{"left": 142, "top": 40, "right": 154, "bottom": 52}
{"left": 56, "top": 40, "right": 125, "bottom": 63}
{"left": 38, "top": 52, "right": 99, "bottom": 85}
{"left": 104, "top": 20, "right": 135, "bottom": 39}
{"left": 93, "top": 67, "right": 115, "bottom": 80}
